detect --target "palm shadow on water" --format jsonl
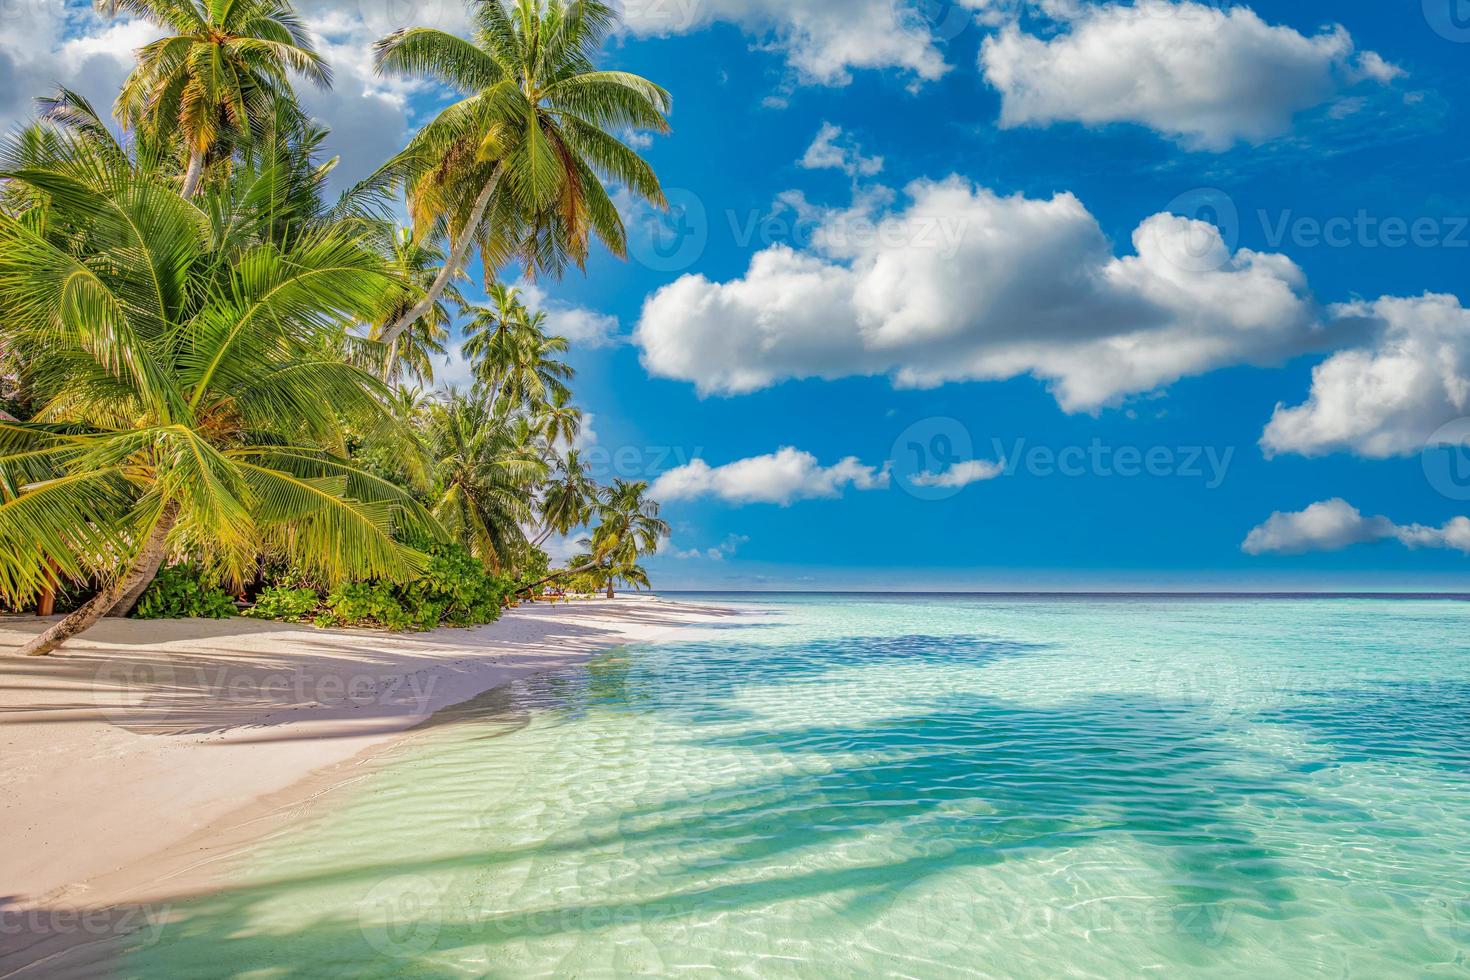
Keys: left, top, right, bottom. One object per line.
{"left": 23, "top": 633, "right": 1371, "bottom": 978}
{"left": 1257, "top": 680, "right": 1470, "bottom": 772}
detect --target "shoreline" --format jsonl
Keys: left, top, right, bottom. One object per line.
{"left": 0, "top": 596, "right": 737, "bottom": 925}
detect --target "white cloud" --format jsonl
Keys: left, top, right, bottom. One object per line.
{"left": 1242, "top": 499, "right": 1393, "bottom": 555}
{"left": 0, "top": 5, "right": 143, "bottom": 137}
{"left": 541, "top": 533, "right": 586, "bottom": 564}
{"left": 516, "top": 282, "right": 622, "bottom": 349}
{"left": 1243, "top": 499, "right": 1470, "bottom": 556}
{"left": 636, "top": 176, "right": 1325, "bottom": 413}
{"left": 618, "top": 0, "right": 955, "bottom": 85}
{"left": 667, "top": 533, "right": 749, "bottom": 560}
{"left": 1262, "top": 294, "right": 1470, "bottom": 459}
{"left": 650, "top": 447, "right": 890, "bottom": 506}
{"left": 800, "top": 122, "right": 883, "bottom": 178}
{"left": 0, "top": 3, "right": 427, "bottom": 194}
{"left": 911, "top": 459, "right": 1004, "bottom": 489}
{"left": 572, "top": 412, "right": 599, "bottom": 451}
{"left": 981, "top": 1, "right": 1402, "bottom": 150}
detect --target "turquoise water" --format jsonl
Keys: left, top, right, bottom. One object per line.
{"left": 121, "top": 596, "right": 1470, "bottom": 977}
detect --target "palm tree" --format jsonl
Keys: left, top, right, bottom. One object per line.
{"left": 537, "top": 388, "right": 582, "bottom": 449}
{"left": 461, "top": 287, "right": 574, "bottom": 416}
{"left": 0, "top": 159, "right": 437, "bottom": 656}
{"left": 564, "top": 552, "right": 649, "bottom": 596}
{"left": 534, "top": 447, "right": 595, "bottom": 546}
{"left": 372, "top": 0, "right": 670, "bottom": 346}
{"left": 102, "top": 0, "right": 331, "bottom": 197}
{"left": 460, "top": 284, "right": 529, "bottom": 393}
{"left": 520, "top": 479, "right": 667, "bottom": 597}
{"left": 495, "top": 327, "right": 574, "bottom": 415}
{"left": 424, "top": 392, "right": 548, "bottom": 570}
{"left": 371, "top": 229, "right": 466, "bottom": 386}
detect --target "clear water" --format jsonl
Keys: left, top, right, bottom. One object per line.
{"left": 121, "top": 596, "right": 1470, "bottom": 977}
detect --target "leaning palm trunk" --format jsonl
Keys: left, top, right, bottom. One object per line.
{"left": 517, "top": 558, "right": 602, "bottom": 598}
{"left": 105, "top": 546, "right": 171, "bottom": 618}
{"left": 379, "top": 175, "right": 498, "bottom": 347}
{"left": 180, "top": 148, "right": 205, "bottom": 198}
{"left": 18, "top": 503, "right": 179, "bottom": 657}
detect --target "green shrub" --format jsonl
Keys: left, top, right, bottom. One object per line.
{"left": 320, "top": 580, "right": 415, "bottom": 631}
{"left": 245, "top": 586, "right": 320, "bottom": 622}
{"left": 134, "top": 565, "right": 237, "bottom": 620}
{"left": 247, "top": 544, "right": 514, "bottom": 633}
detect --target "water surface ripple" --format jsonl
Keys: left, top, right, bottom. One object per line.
{"left": 122, "top": 597, "right": 1470, "bottom": 977}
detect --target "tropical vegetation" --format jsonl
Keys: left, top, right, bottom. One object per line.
{"left": 0, "top": 0, "right": 672, "bottom": 656}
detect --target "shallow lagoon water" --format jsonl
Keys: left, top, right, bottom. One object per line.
{"left": 123, "top": 596, "right": 1470, "bottom": 977}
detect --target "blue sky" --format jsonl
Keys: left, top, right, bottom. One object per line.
{"left": 14, "top": 0, "right": 1470, "bottom": 589}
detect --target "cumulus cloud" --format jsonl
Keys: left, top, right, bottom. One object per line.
{"left": 0, "top": 3, "right": 460, "bottom": 193}
{"left": 911, "top": 459, "right": 1004, "bottom": 489}
{"left": 0, "top": 5, "right": 145, "bottom": 136}
{"left": 800, "top": 122, "right": 883, "bottom": 178}
{"left": 618, "top": 0, "right": 956, "bottom": 85}
{"left": 981, "top": 1, "right": 1402, "bottom": 150}
{"left": 650, "top": 447, "right": 890, "bottom": 506}
{"left": 516, "top": 282, "right": 621, "bottom": 348}
{"left": 667, "top": 533, "right": 749, "bottom": 560}
{"left": 1262, "top": 294, "right": 1470, "bottom": 459}
{"left": 636, "top": 176, "right": 1326, "bottom": 413}
{"left": 1243, "top": 499, "right": 1470, "bottom": 556}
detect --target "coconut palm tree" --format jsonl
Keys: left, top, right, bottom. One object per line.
{"left": 537, "top": 388, "right": 582, "bottom": 449}
{"left": 372, "top": 0, "right": 670, "bottom": 346}
{"left": 461, "top": 287, "right": 574, "bottom": 416}
{"left": 424, "top": 391, "right": 548, "bottom": 570}
{"left": 102, "top": 0, "right": 331, "bottom": 197}
{"left": 520, "top": 478, "right": 667, "bottom": 597}
{"left": 535, "top": 447, "right": 595, "bottom": 546}
{"left": 370, "top": 229, "right": 466, "bottom": 386}
{"left": 0, "top": 158, "right": 437, "bottom": 656}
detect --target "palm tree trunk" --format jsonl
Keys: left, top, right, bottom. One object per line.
{"left": 105, "top": 545, "right": 171, "bottom": 618}
{"left": 379, "top": 174, "right": 499, "bottom": 348}
{"left": 516, "top": 558, "right": 602, "bottom": 598}
{"left": 180, "top": 148, "right": 206, "bottom": 198}
{"left": 18, "top": 503, "right": 179, "bottom": 657}
{"left": 606, "top": 582, "right": 614, "bottom": 599}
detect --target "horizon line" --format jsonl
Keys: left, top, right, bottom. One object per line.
{"left": 654, "top": 590, "right": 1470, "bottom": 600}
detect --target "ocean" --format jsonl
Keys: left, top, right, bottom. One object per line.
{"left": 120, "top": 594, "right": 1470, "bottom": 977}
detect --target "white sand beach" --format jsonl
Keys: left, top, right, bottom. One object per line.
{"left": 0, "top": 597, "right": 733, "bottom": 918}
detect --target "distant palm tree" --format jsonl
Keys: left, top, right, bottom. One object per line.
{"left": 538, "top": 389, "right": 582, "bottom": 449}
{"left": 372, "top": 0, "right": 670, "bottom": 346}
{"left": 371, "top": 229, "right": 466, "bottom": 385}
{"left": 103, "top": 0, "right": 331, "bottom": 196}
{"left": 461, "top": 286, "right": 574, "bottom": 415}
{"left": 521, "top": 478, "right": 667, "bottom": 597}
{"left": 425, "top": 392, "right": 548, "bottom": 570}
{"left": 536, "top": 447, "right": 596, "bottom": 545}
{"left": 0, "top": 160, "right": 436, "bottom": 656}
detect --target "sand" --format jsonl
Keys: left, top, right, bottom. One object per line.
{"left": 0, "top": 596, "right": 734, "bottom": 919}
